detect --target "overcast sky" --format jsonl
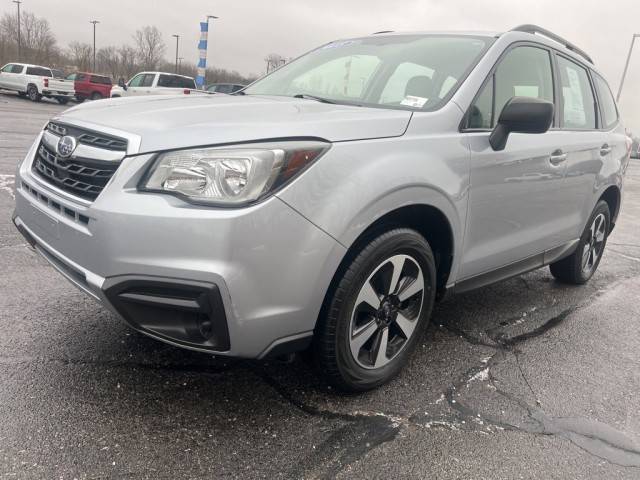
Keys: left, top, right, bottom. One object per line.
{"left": 4, "top": 0, "right": 640, "bottom": 128}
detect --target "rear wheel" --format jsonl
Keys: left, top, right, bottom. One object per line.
{"left": 27, "top": 85, "right": 41, "bottom": 102}
{"left": 550, "top": 200, "right": 610, "bottom": 284}
{"left": 91, "top": 91, "right": 103, "bottom": 100}
{"left": 314, "top": 228, "right": 436, "bottom": 392}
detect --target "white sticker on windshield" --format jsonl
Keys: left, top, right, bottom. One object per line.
{"left": 400, "top": 95, "right": 428, "bottom": 108}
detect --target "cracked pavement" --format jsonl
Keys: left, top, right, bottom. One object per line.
{"left": 1, "top": 92, "right": 639, "bottom": 479}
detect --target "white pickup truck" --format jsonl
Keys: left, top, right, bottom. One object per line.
{"left": 0, "top": 63, "right": 75, "bottom": 104}
{"left": 110, "top": 71, "right": 202, "bottom": 97}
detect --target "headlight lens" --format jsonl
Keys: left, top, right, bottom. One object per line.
{"left": 141, "top": 141, "right": 329, "bottom": 206}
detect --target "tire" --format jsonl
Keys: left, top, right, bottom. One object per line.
{"left": 75, "top": 96, "right": 85, "bottom": 103}
{"left": 27, "top": 85, "right": 42, "bottom": 102}
{"left": 56, "top": 97, "right": 69, "bottom": 105}
{"left": 314, "top": 228, "right": 437, "bottom": 392}
{"left": 91, "top": 92, "right": 103, "bottom": 100}
{"left": 550, "top": 200, "right": 610, "bottom": 284}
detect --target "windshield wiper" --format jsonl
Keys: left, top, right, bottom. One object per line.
{"left": 293, "top": 94, "right": 336, "bottom": 104}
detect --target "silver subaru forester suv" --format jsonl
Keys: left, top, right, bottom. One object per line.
{"left": 13, "top": 25, "right": 629, "bottom": 391}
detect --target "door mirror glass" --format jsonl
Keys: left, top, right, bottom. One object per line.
{"left": 489, "top": 97, "right": 554, "bottom": 151}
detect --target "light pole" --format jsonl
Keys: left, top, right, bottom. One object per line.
{"left": 90, "top": 20, "right": 99, "bottom": 71}
{"left": 617, "top": 33, "right": 640, "bottom": 102}
{"left": 13, "top": 1, "right": 21, "bottom": 61}
{"left": 178, "top": 57, "right": 184, "bottom": 73}
{"left": 172, "top": 34, "right": 180, "bottom": 73}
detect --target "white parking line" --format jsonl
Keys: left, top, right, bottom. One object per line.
{"left": 0, "top": 174, "right": 15, "bottom": 199}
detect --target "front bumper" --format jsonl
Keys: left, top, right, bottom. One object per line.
{"left": 13, "top": 137, "right": 346, "bottom": 358}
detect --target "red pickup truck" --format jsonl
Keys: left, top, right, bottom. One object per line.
{"left": 66, "top": 72, "right": 112, "bottom": 102}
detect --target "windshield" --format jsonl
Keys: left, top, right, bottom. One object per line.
{"left": 244, "top": 35, "right": 491, "bottom": 110}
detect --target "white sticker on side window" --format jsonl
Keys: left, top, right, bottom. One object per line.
{"left": 400, "top": 95, "right": 428, "bottom": 108}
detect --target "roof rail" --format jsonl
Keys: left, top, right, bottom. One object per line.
{"left": 511, "top": 24, "right": 594, "bottom": 64}
{"left": 372, "top": 30, "right": 394, "bottom": 35}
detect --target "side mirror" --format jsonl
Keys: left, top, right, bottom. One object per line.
{"left": 489, "top": 97, "right": 554, "bottom": 151}
{"left": 118, "top": 77, "right": 127, "bottom": 89}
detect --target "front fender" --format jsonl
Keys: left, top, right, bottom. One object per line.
{"left": 277, "top": 132, "right": 470, "bottom": 285}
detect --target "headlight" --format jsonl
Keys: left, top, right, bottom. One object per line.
{"left": 141, "top": 141, "right": 330, "bottom": 206}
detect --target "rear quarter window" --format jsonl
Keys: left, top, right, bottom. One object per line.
{"left": 593, "top": 73, "right": 619, "bottom": 129}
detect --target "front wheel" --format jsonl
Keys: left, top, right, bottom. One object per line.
{"left": 314, "top": 229, "right": 436, "bottom": 392}
{"left": 550, "top": 200, "right": 611, "bottom": 284}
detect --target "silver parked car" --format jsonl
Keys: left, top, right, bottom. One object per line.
{"left": 12, "top": 25, "right": 629, "bottom": 391}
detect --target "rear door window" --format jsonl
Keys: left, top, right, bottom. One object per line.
{"left": 557, "top": 56, "right": 597, "bottom": 129}
{"left": 593, "top": 73, "right": 619, "bottom": 129}
{"left": 26, "top": 67, "right": 52, "bottom": 77}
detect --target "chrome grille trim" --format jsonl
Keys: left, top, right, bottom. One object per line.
{"left": 46, "top": 122, "right": 128, "bottom": 151}
{"left": 32, "top": 124, "right": 127, "bottom": 201}
{"left": 42, "top": 130, "right": 125, "bottom": 162}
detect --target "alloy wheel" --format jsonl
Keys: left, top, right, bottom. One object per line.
{"left": 581, "top": 213, "right": 606, "bottom": 274}
{"left": 349, "top": 254, "right": 425, "bottom": 369}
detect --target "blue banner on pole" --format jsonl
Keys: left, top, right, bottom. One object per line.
{"left": 196, "top": 22, "right": 209, "bottom": 87}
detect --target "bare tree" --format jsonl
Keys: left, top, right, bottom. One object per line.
{"left": 117, "top": 45, "right": 138, "bottom": 80}
{"left": 68, "top": 41, "right": 93, "bottom": 71}
{"left": 133, "top": 26, "right": 166, "bottom": 71}
{"left": 96, "top": 46, "right": 120, "bottom": 78}
{"left": 0, "top": 10, "right": 58, "bottom": 65}
{"left": 264, "top": 53, "right": 285, "bottom": 74}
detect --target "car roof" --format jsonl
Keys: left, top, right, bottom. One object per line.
{"left": 137, "top": 71, "right": 195, "bottom": 80}
{"left": 10, "top": 63, "right": 51, "bottom": 69}
{"left": 365, "top": 26, "right": 595, "bottom": 68}
{"left": 76, "top": 72, "right": 110, "bottom": 76}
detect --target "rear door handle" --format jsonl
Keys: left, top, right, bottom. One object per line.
{"left": 550, "top": 149, "right": 567, "bottom": 165}
{"left": 600, "top": 144, "right": 612, "bottom": 156}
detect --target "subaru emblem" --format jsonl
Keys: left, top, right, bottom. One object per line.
{"left": 57, "top": 135, "right": 77, "bottom": 158}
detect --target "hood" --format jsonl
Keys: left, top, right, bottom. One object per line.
{"left": 57, "top": 95, "right": 413, "bottom": 153}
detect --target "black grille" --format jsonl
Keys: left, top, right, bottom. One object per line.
{"left": 47, "top": 122, "right": 127, "bottom": 151}
{"left": 32, "top": 141, "right": 119, "bottom": 201}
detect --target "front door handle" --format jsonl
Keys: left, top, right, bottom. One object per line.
{"left": 550, "top": 149, "right": 567, "bottom": 166}
{"left": 600, "top": 144, "right": 612, "bottom": 156}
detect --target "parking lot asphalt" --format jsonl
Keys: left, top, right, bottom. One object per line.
{"left": 0, "top": 91, "right": 639, "bottom": 479}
